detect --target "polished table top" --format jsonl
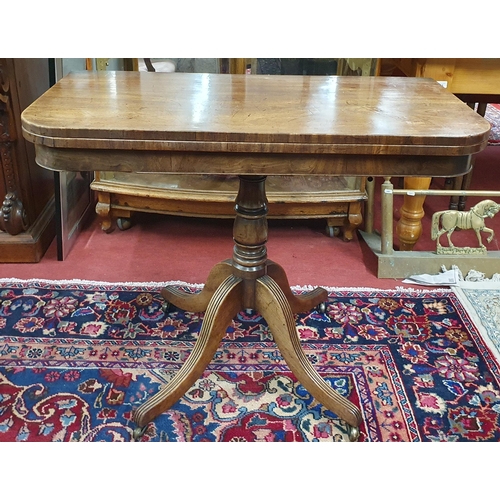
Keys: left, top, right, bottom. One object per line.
{"left": 22, "top": 72, "right": 491, "bottom": 177}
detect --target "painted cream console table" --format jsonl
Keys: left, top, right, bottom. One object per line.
{"left": 21, "top": 72, "right": 490, "bottom": 441}
{"left": 92, "top": 171, "right": 366, "bottom": 240}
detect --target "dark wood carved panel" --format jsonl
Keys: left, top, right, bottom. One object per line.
{"left": 0, "top": 61, "right": 28, "bottom": 235}
{"left": 0, "top": 58, "right": 55, "bottom": 262}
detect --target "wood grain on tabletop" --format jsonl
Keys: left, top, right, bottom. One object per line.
{"left": 21, "top": 72, "right": 491, "bottom": 155}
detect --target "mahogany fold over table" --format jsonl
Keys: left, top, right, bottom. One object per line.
{"left": 21, "top": 72, "right": 490, "bottom": 441}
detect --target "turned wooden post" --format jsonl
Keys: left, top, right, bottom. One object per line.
{"left": 232, "top": 175, "right": 269, "bottom": 309}
{"left": 396, "top": 177, "right": 432, "bottom": 251}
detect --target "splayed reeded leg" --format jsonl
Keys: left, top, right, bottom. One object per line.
{"left": 161, "top": 259, "right": 234, "bottom": 313}
{"left": 255, "top": 274, "right": 362, "bottom": 440}
{"left": 133, "top": 275, "right": 243, "bottom": 435}
{"left": 266, "top": 260, "right": 327, "bottom": 313}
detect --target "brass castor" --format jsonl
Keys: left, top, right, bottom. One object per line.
{"left": 326, "top": 225, "right": 340, "bottom": 238}
{"left": 117, "top": 217, "right": 132, "bottom": 231}
{"left": 347, "top": 424, "right": 360, "bottom": 442}
{"left": 317, "top": 302, "right": 326, "bottom": 313}
{"left": 132, "top": 425, "right": 147, "bottom": 441}
{"left": 161, "top": 301, "right": 171, "bottom": 313}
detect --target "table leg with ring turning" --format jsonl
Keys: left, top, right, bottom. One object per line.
{"left": 132, "top": 175, "right": 362, "bottom": 441}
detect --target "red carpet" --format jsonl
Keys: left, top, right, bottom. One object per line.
{"left": 2, "top": 146, "right": 499, "bottom": 288}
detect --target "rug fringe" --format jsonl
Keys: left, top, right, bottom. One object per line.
{"left": 0, "top": 277, "right": 205, "bottom": 288}
{"left": 394, "top": 286, "right": 452, "bottom": 293}
{"left": 0, "top": 277, "right": 452, "bottom": 295}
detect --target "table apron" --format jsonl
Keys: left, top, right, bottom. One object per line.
{"left": 34, "top": 144, "right": 473, "bottom": 178}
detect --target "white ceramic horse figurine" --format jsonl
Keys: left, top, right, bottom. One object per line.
{"left": 431, "top": 199, "right": 500, "bottom": 250}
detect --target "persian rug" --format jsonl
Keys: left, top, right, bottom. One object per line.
{"left": 486, "top": 103, "right": 500, "bottom": 145}
{"left": 1, "top": 278, "right": 500, "bottom": 442}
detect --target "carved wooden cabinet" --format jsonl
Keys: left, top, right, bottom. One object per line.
{"left": 91, "top": 59, "right": 371, "bottom": 240}
{"left": 0, "top": 58, "right": 55, "bottom": 262}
